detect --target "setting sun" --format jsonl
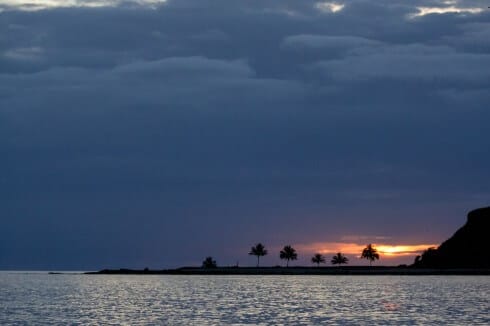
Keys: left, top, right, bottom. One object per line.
{"left": 295, "top": 242, "right": 438, "bottom": 260}
{"left": 376, "top": 245, "right": 436, "bottom": 256}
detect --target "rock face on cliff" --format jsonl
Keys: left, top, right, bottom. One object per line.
{"left": 414, "top": 207, "right": 490, "bottom": 268}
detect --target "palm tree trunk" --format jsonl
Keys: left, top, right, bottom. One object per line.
{"left": 287, "top": 259, "right": 289, "bottom": 267}
{"left": 257, "top": 256, "right": 259, "bottom": 267}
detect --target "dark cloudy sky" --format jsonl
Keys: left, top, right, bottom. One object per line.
{"left": 1, "top": 0, "right": 489, "bottom": 270}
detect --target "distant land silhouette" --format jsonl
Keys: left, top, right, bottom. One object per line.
{"left": 413, "top": 206, "right": 490, "bottom": 268}
{"left": 85, "top": 206, "right": 490, "bottom": 275}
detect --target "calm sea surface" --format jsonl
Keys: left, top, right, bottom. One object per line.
{"left": 0, "top": 272, "right": 488, "bottom": 325}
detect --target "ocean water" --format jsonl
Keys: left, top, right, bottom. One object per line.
{"left": 0, "top": 273, "right": 488, "bottom": 325}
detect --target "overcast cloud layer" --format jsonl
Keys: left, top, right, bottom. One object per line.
{"left": 1, "top": 0, "right": 489, "bottom": 269}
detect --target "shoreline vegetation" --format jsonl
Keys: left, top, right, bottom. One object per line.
{"left": 85, "top": 206, "right": 489, "bottom": 276}
{"left": 85, "top": 267, "right": 490, "bottom": 275}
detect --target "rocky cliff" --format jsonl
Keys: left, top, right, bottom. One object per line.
{"left": 414, "top": 207, "right": 490, "bottom": 268}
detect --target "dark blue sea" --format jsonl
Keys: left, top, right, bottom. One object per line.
{"left": 0, "top": 272, "right": 488, "bottom": 324}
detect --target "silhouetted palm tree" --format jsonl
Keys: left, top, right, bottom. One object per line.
{"left": 280, "top": 245, "right": 298, "bottom": 267}
{"left": 331, "top": 252, "right": 349, "bottom": 266}
{"left": 361, "top": 244, "right": 379, "bottom": 266}
{"left": 311, "top": 253, "right": 326, "bottom": 267}
{"left": 249, "top": 243, "right": 268, "bottom": 267}
{"left": 202, "top": 256, "right": 217, "bottom": 268}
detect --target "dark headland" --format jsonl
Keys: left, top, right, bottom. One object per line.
{"left": 413, "top": 206, "right": 490, "bottom": 269}
{"left": 86, "top": 207, "right": 490, "bottom": 276}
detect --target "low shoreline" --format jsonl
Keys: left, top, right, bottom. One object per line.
{"left": 85, "top": 266, "right": 490, "bottom": 275}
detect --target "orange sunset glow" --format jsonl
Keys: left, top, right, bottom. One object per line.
{"left": 295, "top": 242, "right": 438, "bottom": 260}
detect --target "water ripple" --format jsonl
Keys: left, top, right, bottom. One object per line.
{"left": 0, "top": 274, "right": 488, "bottom": 325}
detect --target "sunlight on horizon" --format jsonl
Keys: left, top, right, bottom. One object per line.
{"left": 295, "top": 242, "right": 438, "bottom": 260}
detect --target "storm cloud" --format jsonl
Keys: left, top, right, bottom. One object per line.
{"left": 1, "top": 0, "right": 489, "bottom": 269}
